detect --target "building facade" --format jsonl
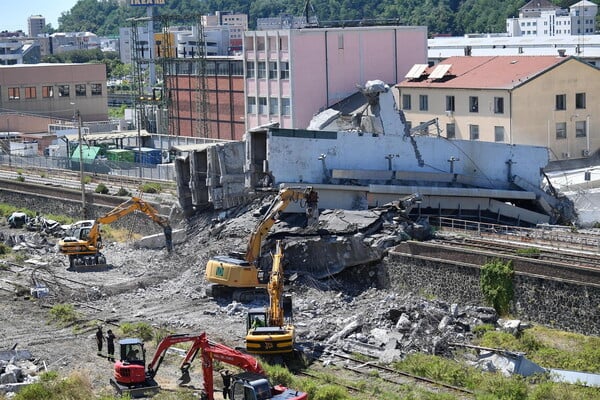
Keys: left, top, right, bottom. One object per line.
{"left": 506, "top": 0, "right": 597, "bottom": 37}
{"left": 243, "top": 25, "right": 428, "bottom": 130}
{"left": 166, "top": 57, "right": 245, "bottom": 140}
{"left": 397, "top": 55, "right": 600, "bottom": 161}
{"left": 0, "top": 63, "right": 108, "bottom": 121}
{"left": 28, "top": 15, "right": 45, "bottom": 38}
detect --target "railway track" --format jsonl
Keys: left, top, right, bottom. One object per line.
{"left": 315, "top": 350, "right": 475, "bottom": 399}
{"left": 439, "top": 236, "right": 600, "bottom": 270}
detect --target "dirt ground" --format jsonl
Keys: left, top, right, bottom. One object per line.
{"left": 0, "top": 196, "right": 393, "bottom": 398}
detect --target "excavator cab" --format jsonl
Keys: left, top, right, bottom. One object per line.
{"left": 230, "top": 373, "right": 272, "bottom": 400}
{"left": 113, "top": 338, "right": 147, "bottom": 387}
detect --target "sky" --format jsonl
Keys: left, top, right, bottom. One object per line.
{"left": 1, "top": 0, "right": 79, "bottom": 33}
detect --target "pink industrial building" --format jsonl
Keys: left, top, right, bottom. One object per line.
{"left": 244, "top": 25, "right": 428, "bottom": 130}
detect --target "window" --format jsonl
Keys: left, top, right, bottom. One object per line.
{"left": 469, "top": 96, "right": 478, "bottom": 112}
{"left": 576, "top": 120, "right": 587, "bottom": 137}
{"left": 419, "top": 95, "right": 428, "bottom": 111}
{"left": 555, "top": 94, "right": 566, "bottom": 110}
{"left": 246, "top": 62, "right": 255, "bottom": 78}
{"left": 256, "top": 37, "right": 265, "bottom": 51}
{"left": 58, "top": 85, "right": 70, "bottom": 97}
{"left": 469, "top": 124, "right": 479, "bottom": 140}
{"left": 8, "top": 87, "right": 20, "bottom": 100}
{"left": 257, "top": 62, "right": 266, "bottom": 79}
{"left": 268, "top": 62, "right": 277, "bottom": 79}
{"left": 495, "top": 126, "right": 505, "bottom": 142}
{"left": 338, "top": 33, "right": 344, "bottom": 49}
{"left": 258, "top": 97, "right": 267, "bottom": 114}
{"left": 91, "top": 83, "right": 102, "bottom": 96}
{"left": 42, "top": 86, "right": 53, "bottom": 98}
{"left": 446, "top": 123, "right": 456, "bottom": 139}
{"left": 75, "top": 84, "right": 86, "bottom": 97}
{"left": 25, "top": 87, "right": 36, "bottom": 99}
{"left": 576, "top": 92, "right": 586, "bottom": 109}
{"left": 402, "top": 94, "right": 411, "bottom": 110}
{"left": 556, "top": 122, "right": 566, "bottom": 139}
{"left": 269, "top": 97, "right": 278, "bottom": 115}
{"left": 279, "top": 62, "right": 289, "bottom": 79}
{"left": 247, "top": 96, "right": 256, "bottom": 113}
{"left": 446, "top": 95, "right": 455, "bottom": 112}
{"left": 494, "top": 97, "right": 504, "bottom": 114}
{"left": 281, "top": 98, "right": 291, "bottom": 115}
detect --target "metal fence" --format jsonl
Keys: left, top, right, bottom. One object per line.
{"left": 0, "top": 154, "right": 176, "bottom": 182}
{"left": 432, "top": 216, "right": 600, "bottom": 253}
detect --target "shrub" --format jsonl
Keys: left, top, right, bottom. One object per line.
{"left": 515, "top": 247, "right": 540, "bottom": 257}
{"left": 140, "top": 182, "right": 162, "bottom": 194}
{"left": 95, "top": 183, "right": 109, "bottom": 194}
{"left": 16, "top": 175, "right": 25, "bottom": 182}
{"left": 116, "top": 187, "right": 130, "bottom": 196}
{"left": 120, "top": 321, "right": 153, "bottom": 341}
{"left": 83, "top": 175, "right": 93, "bottom": 184}
{"left": 49, "top": 304, "right": 80, "bottom": 326}
{"left": 0, "top": 243, "right": 11, "bottom": 256}
{"left": 480, "top": 258, "right": 514, "bottom": 315}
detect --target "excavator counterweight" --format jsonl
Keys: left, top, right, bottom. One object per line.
{"left": 205, "top": 187, "right": 318, "bottom": 300}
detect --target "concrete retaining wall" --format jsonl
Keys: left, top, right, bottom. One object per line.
{"left": 388, "top": 243, "right": 600, "bottom": 336}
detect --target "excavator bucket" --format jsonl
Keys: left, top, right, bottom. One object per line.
{"left": 177, "top": 370, "right": 191, "bottom": 386}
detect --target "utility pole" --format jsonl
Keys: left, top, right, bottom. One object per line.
{"left": 77, "top": 110, "right": 86, "bottom": 218}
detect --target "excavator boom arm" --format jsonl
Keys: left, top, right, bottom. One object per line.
{"left": 267, "top": 241, "right": 285, "bottom": 327}
{"left": 244, "top": 187, "right": 318, "bottom": 263}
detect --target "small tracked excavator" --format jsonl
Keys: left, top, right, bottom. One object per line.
{"left": 58, "top": 196, "right": 172, "bottom": 268}
{"left": 205, "top": 187, "right": 318, "bottom": 300}
{"left": 245, "top": 240, "right": 295, "bottom": 356}
{"left": 110, "top": 332, "right": 308, "bottom": 400}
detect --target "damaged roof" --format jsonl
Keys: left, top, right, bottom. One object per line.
{"left": 397, "top": 55, "right": 574, "bottom": 90}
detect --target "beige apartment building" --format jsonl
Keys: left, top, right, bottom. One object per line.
{"left": 0, "top": 63, "right": 107, "bottom": 121}
{"left": 397, "top": 55, "right": 600, "bottom": 161}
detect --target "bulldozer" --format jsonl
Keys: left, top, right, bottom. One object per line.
{"left": 58, "top": 196, "right": 172, "bottom": 268}
{"left": 205, "top": 187, "right": 318, "bottom": 300}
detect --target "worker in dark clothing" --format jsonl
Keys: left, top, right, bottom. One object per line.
{"left": 106, "top": 329, "right": 116, "bottom": 362}
{"left": 220, "top": 369, "right": 232, "bottom": 399}
{"left": 96, "top": 326, "right": 104, "bottom": 356}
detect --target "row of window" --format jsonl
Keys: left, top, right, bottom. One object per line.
{"left": 414, "top": 120, "right": 587, "bottom": 142}
{"left": 403, "top": 94, "right": 505, "bottom": 114}
{"left": 7, "top": 83, "right": 103, "bottom": 100}
{"left": 403, "top": 92, "right": 586, "bottom": 114}
{"left": 245, "top": 36, "right": 289, "bottom": 51}
{"left": 246, "top": 61, "right": 290, "bottom": 79}
{"left": 556, "top": 93, "right": 586, "bottom": 110}
{"left": 247, "top": 96, "right": 291, "bottom": 115}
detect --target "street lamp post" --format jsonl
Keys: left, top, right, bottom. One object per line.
{"left": 76, "top": 110, "right": 86, "bottom": 218}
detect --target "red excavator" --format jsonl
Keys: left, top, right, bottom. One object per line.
{"left": 110, "top": 332, "right": 308, "bottom": 400}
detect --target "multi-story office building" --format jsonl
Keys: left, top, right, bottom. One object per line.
{"left": 28, "top": 15, "right": 45, "bottom": 38}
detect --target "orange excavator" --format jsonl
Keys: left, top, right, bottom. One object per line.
{"left": 58, "top": 196, "right": 172, "bottom": 268}
{"left": 245, "top": 240, "right": 295, "bottom": 355}
{"left": 110, "top": 332, "right": 308, "bottom": 400}
{"left": 205, "top": 187, "right": 318, "bottom": 300}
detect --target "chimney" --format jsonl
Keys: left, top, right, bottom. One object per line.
{"left": 557, "top": 49, "right": 566, "bottom": 57}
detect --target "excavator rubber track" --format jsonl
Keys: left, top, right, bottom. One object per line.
{"left": 109, "top": 377, "right": 160, "bottom": 399}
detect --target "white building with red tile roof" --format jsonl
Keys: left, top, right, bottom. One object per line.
{"left": 397, "top": 55, "right": 600, "bottom": 161}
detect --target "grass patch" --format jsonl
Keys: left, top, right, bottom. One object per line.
{"left": 140, "top": 182, "right": 162, "bottom": 194}
{"left": 48, "top": 304, "right": 81, "bottom": 326}
{"left": 119, "top": 321, "right": 154, "bottom": 341}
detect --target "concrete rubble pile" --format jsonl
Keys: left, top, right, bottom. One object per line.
{"left": 0, "top": 349, "right": 41, "bottom": 395}
{"left": 294, "top": 289, "right": 503, "bottom": 363}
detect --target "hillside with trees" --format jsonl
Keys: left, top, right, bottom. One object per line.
{"left": 56, "top": 0, "right": 596, "bottom": 37}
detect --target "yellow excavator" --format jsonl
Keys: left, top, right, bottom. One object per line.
{"left": 205, "top": 187, "right": 318, "bottom": 300}
{"left": 245, "top": 240, "right": 295, "bottom": 355}
{"left": 58, "top": 197, "right": 172, "bottom": 268}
